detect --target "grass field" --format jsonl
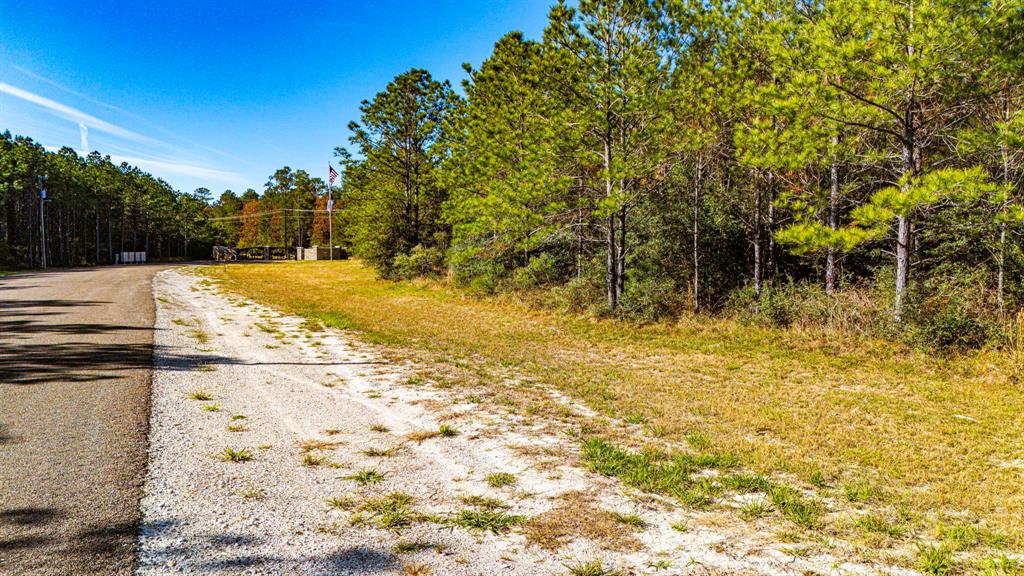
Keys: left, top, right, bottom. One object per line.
{"left": 203, "top": 260, "right": 1024, "bottom": 548}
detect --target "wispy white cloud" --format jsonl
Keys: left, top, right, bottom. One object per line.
{"left": 0, "top": 81, "right": 153, "bottom": 143}
{"left": 79, "top": 122, "right": 89, "bottom": 151}
{"left": 13, "top": 65, "right": 134, "bottom": 117}
{"left": 109, "top": 154, "right": 243, "bottom": 184}
{"left": 11, "top": 66, "right": 254, "bottom": 167}
{"left": 43, "top": 144, "right": 245, "bottom": 186}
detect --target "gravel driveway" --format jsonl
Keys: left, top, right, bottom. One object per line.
{"left": 137, "top": 268, "right": 912, "bottom": 576}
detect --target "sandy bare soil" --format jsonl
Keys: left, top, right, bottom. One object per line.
{"left": 138, "top": 268, "right": 913, "bottom": 575}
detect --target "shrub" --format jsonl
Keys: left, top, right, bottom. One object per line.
{"left": 512, "top": 253, "right": 561, "bottom": 290}
{"left": 725, "top": 278, "right": 889, "bottom": 338}
{"left": 617, "top": 276, "right": 684, "bottom": 322}
{"left": 903, "top": 270, "right": 1001, "bottom": 350}
{"left": 390, "top": 245, "right": 446, "bottom": 280}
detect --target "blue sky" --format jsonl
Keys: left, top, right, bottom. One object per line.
{"left": 0, "top": 0, "right": 552, "bottom": 195}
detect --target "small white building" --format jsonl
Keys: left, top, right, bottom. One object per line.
{"left": 296, "top": 246, "right": 345, "bottom": 260}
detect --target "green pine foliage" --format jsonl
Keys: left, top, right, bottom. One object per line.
{"left": 322, "top": 0, "right": 1024, "bottom": 349}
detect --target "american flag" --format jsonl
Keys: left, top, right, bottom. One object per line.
{"left": 327, "top": 165, "right": 337, "bottom": 211}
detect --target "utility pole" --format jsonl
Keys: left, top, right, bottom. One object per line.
{"left": 39, "top": 176, "right": 48, "bottom": 269}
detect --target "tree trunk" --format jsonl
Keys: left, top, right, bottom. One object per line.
{"left": 616, "top": 201, "right": 626, "bottom": 302}
{"left": 895, "top": 215, "right": 910, "bottom": 321}
{"left": 107, "top": 206, "right": 113, "bottom": 264}
{"left": 752, "top": 172, "right": 763, "bottom": 308}
{"left": 826, "top": 135, "right": 840, "bottom": 294}
{"left": 895, "top": 117, "right": 918, "bottom": 321}
{"left": 998, "top": 94, "right": 1011, "bottom": 319}
{"left": 603, "top": 132, "right": 617, "bottom": 310}
{"left": 606, "top": 213, "right": 617, "bottom": 310}
{"left": 767, "top": 174, "right": 775, "bottom": 280}
{"left": 692, "top": 156, "right": 702, "bottom": 313}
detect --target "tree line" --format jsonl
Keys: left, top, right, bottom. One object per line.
{"left": 206, "top": 167, "right": 329, "bottom": 250}
{"left": 0, "top": 129, "right": 333, "bottom": 266}
{"left": 333, "top": 0, "right": 1024, "bottom": 348}
{"left": 0, "top": 132, "right": 214, "bottom": 266}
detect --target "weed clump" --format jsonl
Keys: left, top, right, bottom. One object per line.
{"left": 485, "top": 472, "right": 517, "bottom": 488}
{"left": 222, "top": 447, "right": 253, "bottom": 463}
{"left": 187, "top": 389, "right": 213, "bottom": 401}
{"left": 346, "top": 469, "right": 384, "bottom": 485}
{"left": 443, "top": 509, "right": 524, "bottom": 534}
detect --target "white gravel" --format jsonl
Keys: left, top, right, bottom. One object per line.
{"left": 137, "top": 268, "right": 916, "bottom": 575}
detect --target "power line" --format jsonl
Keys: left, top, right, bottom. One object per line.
{"left": 205, "top": 208, "right": 331, "bottom": 222}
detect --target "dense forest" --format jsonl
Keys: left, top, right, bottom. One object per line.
{"left": 331, "top": 0, "right": 1024, "bottom": 348}
{"left": 3, "top": 0, "right": 1023, "bottom": 349}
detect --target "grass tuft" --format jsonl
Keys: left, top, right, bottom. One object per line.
{"left": 406, "top": 429, "right": 440, "bottom": 442}
{"left": 610, "top": 512, "right": 646, "bottom": 529}
{"left": 187, "top": 389, "right": 213, "bottom": 401}
{"left": 326, "top": 495, "right": 356, "bottom": 510}
{"left": 443, "top": 509, "right": 525, "bottom": 534}
{"left": 485, "top": 472, "right": 517, "bottom": 488}
{"left": 917, "top": 543, "right": 956, "bottom": 576}
{"left": 739, "top": 497, "right": 772, "bottom": 521}
{"left": 843, "top": 479, "right": 885, "bottom": 504}
{"left": 222, "top": 447, "right": 253, "bottom": 463}
{"left": 766, "top": 484, "right": 821, "bottom": 529}
{"left": 358, "top": 492, "right": 421, "bottom": 530}
{"left": 362, "top": 446, "right": 400, "bottom": 458}
{"left": 346, "top": 469, "right": 384, "bottom": 485}
{"left": 302, "top": 453, "right": 328, "bottom": 467}
{"left": 393, "top": 540, "right": 433, "bottom": 554}
{"left": 460, "top": 495, "right": 509, "bottom": 510}
{"left": 855, "top": 513, "right": 906, "bottom": 539}
{"left": 564, "top": 560, "right": 624, "bottom": 576}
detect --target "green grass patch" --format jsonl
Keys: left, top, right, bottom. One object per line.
{"left": 355, "top": 492, "right": 421, "bottom": 530}
{"left": 610, "top": 511, "right": 646, "bottom": 529}
{"left": 443, "top": 509, "right": 525, "bottom": 534}
{"left": 222, "top": 447, "right": 253, "bottom": 463}
{"left": 580, "top": 437, "right": 735, "bottom": 507}
{"left": 187, "top": 389, "right": 213, "bottom": 401}
{"left": 917, "top": 544, "right": 956, "bottom": 575}
{"left": 346, "top": 469, "right": 384, "bottom": 485}
{"left": 485, "top": 472, "right": 517, "bottom": 488}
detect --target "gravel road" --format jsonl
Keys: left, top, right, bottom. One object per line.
{"left": 0, "top": 265, "right": 169, "bottom": 575}
{"left": 136, "top": 267, "right": 907, "bottom": 576}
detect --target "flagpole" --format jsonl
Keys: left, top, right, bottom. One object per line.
{"left": 328, "top": 175, "right": 333, "bottom": 261}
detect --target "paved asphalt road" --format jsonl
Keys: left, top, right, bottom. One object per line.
{"left": 0, "top": 265, "right": 170, "bottom": 575}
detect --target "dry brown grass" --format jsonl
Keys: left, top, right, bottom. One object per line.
{"left": 525, "top": 491, "right": 640, "bottom": 551}
{"left": 405, "top": 430, "right": 440, "bottom": 443}
{"left": 299, "top": 438, "right": 343, "bottom": 452}
{"left": 203, "top": 260, "right": 1024, "bottom": 543}
{"left": 401, "top": 562, "right": 431, "bottom": 576}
